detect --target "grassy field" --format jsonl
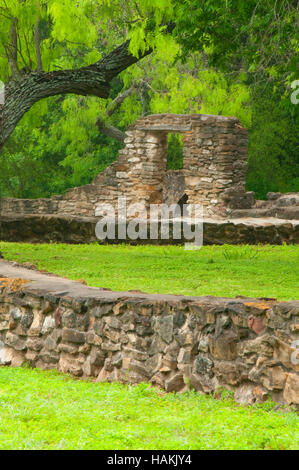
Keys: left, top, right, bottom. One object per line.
{"left": 0, "top": 367, "right": 298, "bottom": 450}
{"left": 0, "top": 242, "right": 298, "bottom": 300}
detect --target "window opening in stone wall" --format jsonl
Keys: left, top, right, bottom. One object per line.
{"left": 166, "top": 133, "right": 184, "bottom": 170}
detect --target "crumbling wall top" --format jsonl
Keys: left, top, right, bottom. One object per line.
{"left": 129, "top": 113, "right": 242, "bottom": 132}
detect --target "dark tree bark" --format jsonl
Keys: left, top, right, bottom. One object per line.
{"left": 0, "top": 40, "right": 153, "bottom": 150}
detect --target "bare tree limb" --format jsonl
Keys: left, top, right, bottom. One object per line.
{"left": 96, "top": 119, "right": 126, "bottom": 143}
{"left": 106, "top": 81, "right": 138, "bottom": 116}
{"left": 8, "top": 18, "right": 21, "bottom": 79}
{"left": 35, "top": 2, "right": 43, "bottom": 71}
{"left": 97, "top": 82, "right": 139, "bottom": 143}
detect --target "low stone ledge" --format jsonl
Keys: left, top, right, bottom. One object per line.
{"left": 0, "top": 214, "right": 298, "bottom": 245}
{"left": 0, "top": 260, "right": 298, "bottom": 406}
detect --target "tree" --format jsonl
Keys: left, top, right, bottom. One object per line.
{"left": 0, "top": 0, "right": 175, "bottom": 150}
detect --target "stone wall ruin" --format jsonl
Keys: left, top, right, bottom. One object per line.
{"left": 0, "top": 113, "right": 252, "bottom": 218}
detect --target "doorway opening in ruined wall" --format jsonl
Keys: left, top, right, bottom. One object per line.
{"left": 162, "top": 131, "right": 188, "bottom": 209}
{"left": 166, "top": 133, "right": 184, "bottom": 170}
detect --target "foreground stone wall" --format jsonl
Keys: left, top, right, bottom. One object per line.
{"left": 0, "top": 113, "right": 250, "bottom": 219}
{"left": 0, "top": 262, "right": 298, "bottom": 405}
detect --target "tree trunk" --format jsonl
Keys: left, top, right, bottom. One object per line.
{"left": 0, "top": 40, "right": 152, "bottom": 150}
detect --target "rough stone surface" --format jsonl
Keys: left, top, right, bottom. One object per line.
{"left": 0, "top": 261, "right": 298, "bottom": 406}
{"left": 230, "top": 193, "right": 299, "bottom": 220}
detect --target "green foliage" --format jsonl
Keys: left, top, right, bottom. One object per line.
{"left": 1, "top": 243, "right": 299, "bottom": 300}
{"left": 173, "top": 0, "right": 298, "bottom": 92}
{"left": 167, "top": 134, "right": 183, "bottom": 170}
{"left": 0, "top": 95, "right": 121, "bottom": 197}
{"left": 121, "top": 51, "right": 251, "bottom": 126}
{"left": 0, "top": 0, "right": 116, "bottom": 79}
{"left": 246, "top": 88, "right": 299, "bottom": 199}
{"left": 0, "top": 367, "right": 297, "bottom": 450}
{"left": 0, "top": 0, "right": 41, "bottom": 78}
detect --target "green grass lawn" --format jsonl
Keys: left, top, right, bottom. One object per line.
{"left": 1, "top": 242, "right": 298, "bottom": 300}
{"left": 0, "top": 367, "right": 298, "bottom": 450}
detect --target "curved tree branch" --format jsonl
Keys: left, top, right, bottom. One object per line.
{"left": 0, "top": 40, "right": 152, "bottom": 150}
{"left": 0, "top": 21, "right": 176, "bottom": 150}
{"left": 106, "top": 81, "right": 137, "bottom": 116}
{"left": 96, "top": 81, "right": 139, "bottom": 143}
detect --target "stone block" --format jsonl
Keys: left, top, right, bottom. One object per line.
{"left": 62, "top": 328, "right": 86, "bottom": 344}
